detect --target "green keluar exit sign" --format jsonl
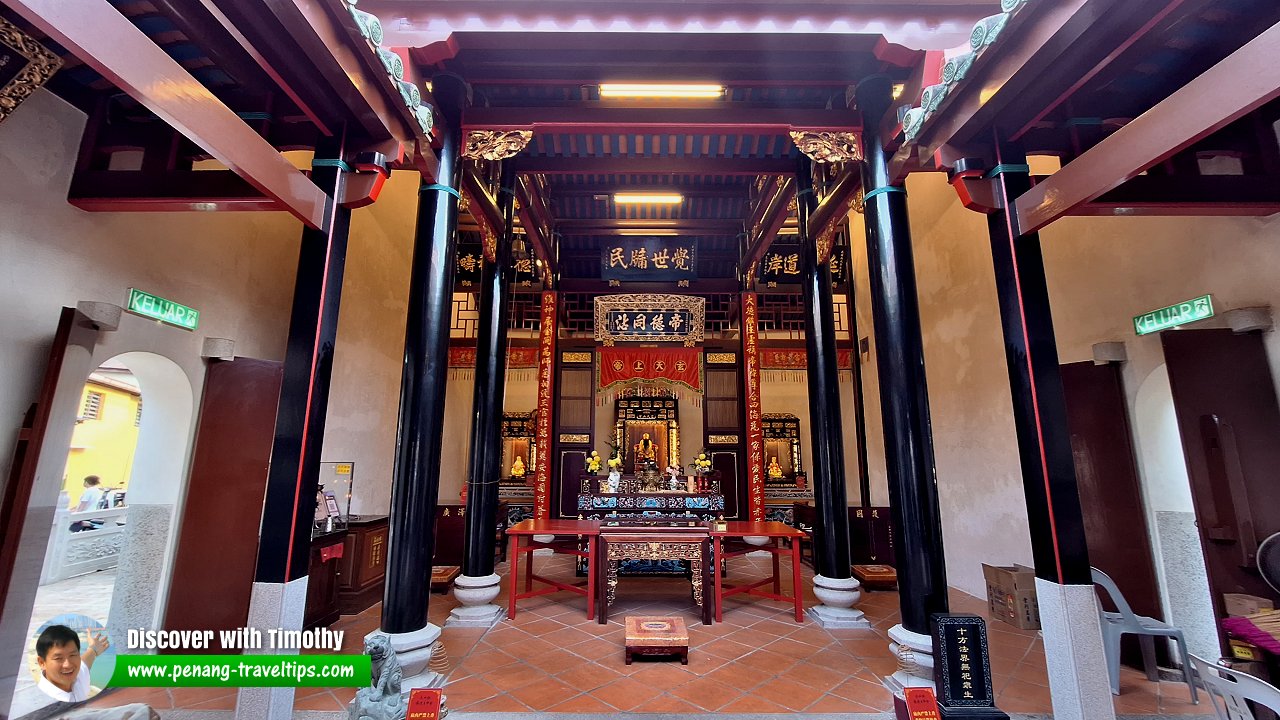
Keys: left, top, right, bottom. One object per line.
{"left": 126, "top": 288, "right": 199, "bottom": 330}
{"left": 1133, "top": 295, "right": 1213, "bottom": 336}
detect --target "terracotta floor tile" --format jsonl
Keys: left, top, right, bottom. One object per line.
{"left": 704, "top": 659, "right": 772, "bottom": 691}
{"left": 1011, "top": 658, "right": 1050, "bottom": 687}
{"left": 518, "top": 618, "right": 568, "bottom": 636}
{"left": 563, "top": 637, "right": 621, "bottom": 661}
{"left": 497, "top": 635, "right": 558, "bottom": 660}
{"left": 555, "top": 660, "right": 624, "bottom": 691}
{"left": 780, "top": 659, "right": 857, "bottom": 691}
{"left": 766, "top": 635, "right": 824, "bottom": 660}
{"left": 91, "top": 687, "right": 172, "bottom": 708}
{"left": 452, "top": 647, "right": 520, "bottom": 674}
{"left": 461, "top": 693, "right": 532, "bottom": 712}
{"left": 592, "top": 675, "right": 658, "bottom": 710}
{"left": 631, "top": 692, "right": 705, "bottom": 712}
{"left": 483, "top": 662, "right": 552, "bottom": 691}
{"left": 683, "top": 648, "right": 730, "bottom": 675}
{"left": 804, "top": 691, "right": 880, "bottom": 713}
{"left": 840, "top": 635, "right": 891, "bottom": 657}
{"left": 520, "top": 647, "right": 583, "bottom": 674}
{"left": 996, "top": 677, "right": 1055, "bottom": 713}
{"left": 735, "top": 647, "right": 800, "bottom": 674}
{"left": 170, "top": 687, "right": 238, "bottom": 706}
{"left": 752, "top": 675, "right": 828, "bottom": 710}
{"left": 545, "top": 692, "right": 617, "bottom": 712}
{"left": 830, "top": 675, "right": 895, "bottom": 709}
{"left": 506, "top": 675, "right": 578, "bottom": 710}
{"left": 700, "top": 636, "right": 758, "bottom": 660}
{"left": 719, "top": 693, "right": 791, "bottom": 712}
{"left": 442, "top": 674, "right": 501, "bottom": 704}
{"left": 667, "top": 676, "right": 745, "bottom": 711}
{"left": 627, "top": 660, "right": 696, "bottom": 691}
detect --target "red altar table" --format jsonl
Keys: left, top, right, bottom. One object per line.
{"left": 506, "top": 518, "right": 599, "bottom": 620}
{"left": 711, "top": 520, "right": 806, "bottom": 623}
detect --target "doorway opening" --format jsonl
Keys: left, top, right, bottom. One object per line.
{"left": 9, "top": 352, "right": 192, "bottom": 719}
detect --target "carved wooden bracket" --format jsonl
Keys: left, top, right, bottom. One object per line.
{"left": 463, "top": 130, "right": 534, "bottom": 160}
{"left": 789, "top": 130, "right": 863, "bottom": 164}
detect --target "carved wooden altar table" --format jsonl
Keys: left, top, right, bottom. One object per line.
{"left": 596, "top": 521, "right": 712, "bottom": 625}
{"left": 506, "top": 518, "right": 599, "bottom": 620}
{"left": 711, "top": 521, "right": 806, "bottom": 623}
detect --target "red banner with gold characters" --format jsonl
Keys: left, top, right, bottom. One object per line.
{"left": 534, "top": 292, "right": 557, "bottom": 518}
{"left": 598, "top": 347, "right": 701, "bottom": 391}
{"left": 759, "top": 348, "right": 854, "bottom": 370}
{"left": 742, "top": 293, "right": 765, "bottom": 521}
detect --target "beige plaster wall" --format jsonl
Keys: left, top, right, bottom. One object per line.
{"left": 850, "top": 170, "right": 1280, "bottom": 599}
{"left": 759, "top": 369, "right": 864, "bottom": 502}
{"left": 0, "top": 90, "right": 301, "bottom": 498}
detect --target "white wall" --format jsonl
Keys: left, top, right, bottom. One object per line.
{"left": 0, "top": 90, "right": 300, "bottom": 502}
{"left": 850, "top": 170, "right": 1280, "bottom": 599}
{"left": 759, "top": 368, "right": 864, "bottom": 501}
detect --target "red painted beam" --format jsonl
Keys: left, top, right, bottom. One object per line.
{"left": 1016, "top": 20, "right": 1280, "bottom": 234}
{"left": 465, "top": 106, "right": 860, "bottom": 134}
{"left": 513, "top": 156, "right": 794, "bottom": 176}
{"left": 6, "top": 0, "right": 329, "bottom": 228}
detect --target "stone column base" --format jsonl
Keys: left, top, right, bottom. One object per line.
{"left": 883, "top": 624, "right": 935, "bottom": 697}
{"left": 531, "top": 533, "right": 555, "bottom": 556}
{"left": 365, "top": 624, "right": 445, "bottom": 693}
{"left": 807, "top": 575, "right": 869, "bottom": 629}
{"left": 446, "top": 574, "right": 504, "bottom": 628}
{"left": 1035, "top": 578, "right": 1116, "bottom": 720}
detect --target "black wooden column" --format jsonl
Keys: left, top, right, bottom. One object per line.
{"left": 857, "top": 76, "right": 949, "bottom": 634}
{"left": 254, "top": 133, "right": 350, "bottom": 587}
{"left": 382, "top": 74, "right": 469, "bottom": 634}
{"left": 985, "top": 144, "right": 1091, "bottom": 585}
{"left": 463, "top": 162, "right": 516, "bottom": 577}
{"left": 796, "top": 156, "right": 853, "bottom": 579}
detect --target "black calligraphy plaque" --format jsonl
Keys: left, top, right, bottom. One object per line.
{"left": 931, "top": 614, "right": 1008, "bottom": 718}
{"left": 454, "top": 243, "right": 483, "bottom": 286}
{"left": 601, "top": 237, "right": 697, "bottom": 281}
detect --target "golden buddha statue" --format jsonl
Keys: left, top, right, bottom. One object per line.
{"left": 767, "top": 455, "right": 784, "bottom": 479}
{"left": 511, "top": 455, "right": 526, "bottom": 478}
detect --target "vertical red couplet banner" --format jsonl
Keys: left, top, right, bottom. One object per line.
{"left": 534, "top": 291, "right": 558, "bottom": 518}
{"left": 742, "top": 292, "right": 765, "bottom": 521}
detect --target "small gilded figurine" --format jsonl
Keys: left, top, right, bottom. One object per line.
{"left": 767, "top": 456, "right": 784, "bottom": 479}
{"left": 511, "top": 455, "right": 526, "bottom": 478}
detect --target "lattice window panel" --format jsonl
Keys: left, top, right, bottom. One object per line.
{"left": 450, "top": 292, "right": 479, "bottom": 339}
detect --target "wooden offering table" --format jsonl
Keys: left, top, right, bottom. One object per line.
{"left": 506, "top": 518, "right": 599, "bottom": 620}
{"left": 597, "top": 520, "right": 712, "bottom": 625}
{"left": 711, "top": 521, "right": 807, "bottom": 623}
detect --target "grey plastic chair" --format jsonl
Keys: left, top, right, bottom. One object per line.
{"left": 1189, "top": 654, "right": 1280, "bottom": 720}
{"left": 1091, "top": 567, "right": 1197, "bottom": 702}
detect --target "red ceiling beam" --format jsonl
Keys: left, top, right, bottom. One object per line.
{"left": 1016, "top": 20, "right": 1280, "bottom": 234}
{"left": 465, "top": 106, "right": 860, "bottom": 135}
{"left": 513, "top": 156, "right": 795, "bottom": 176}
{"left": 5, "top": 0, "right": 329, "bottom": 228}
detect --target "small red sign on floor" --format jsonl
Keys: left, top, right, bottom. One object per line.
{"left": 407, "top": 688, "right": 443, "bottom": 720}
{"left": 904, "top": 687, "right": 941, "bottom": 719}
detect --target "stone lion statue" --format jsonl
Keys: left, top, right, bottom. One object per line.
{"left": 350, "top": 634, "right": 405, "bottom": 720}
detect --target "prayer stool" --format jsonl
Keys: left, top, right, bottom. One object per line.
{"left": 430, "top": 565, "right": 461, "bottom": 593}
{"left": 624, "top": 616, "right": 689, "bottom": 665}
{"left": 853, "top": 563, "right": 898, "bottom": 590}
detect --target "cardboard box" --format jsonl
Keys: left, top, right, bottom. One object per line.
{"left": 1229, "top": 638, "right": 1265, "bottom": 662}
{"left": 1224, "top": 593, "right": 1274, "bottom": 618}
{"left": 983, "top": 563, "right": 1040, "bottom": 630}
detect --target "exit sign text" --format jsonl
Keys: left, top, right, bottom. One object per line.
{"left": 1133, "top": 295, "right": 1213, "bottom": 336}
{"left": 127, "top": 288, "right": 199, "bottom": 330}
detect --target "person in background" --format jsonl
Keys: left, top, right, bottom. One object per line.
{"left": 35, "top": 624, "right": 109, "bottom": 702}
{"left": 71, "top": 476, "right": 105, "bottom": 531}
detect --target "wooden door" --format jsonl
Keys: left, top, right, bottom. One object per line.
{"left": 1162, "top": 329, "right": 1280, "bottom": 632}
{"left": 0, "top": 308, "right": 99, "bottom": 712}
{"left": 162, "top": 358, "right": 282, "bottom": 652}
{"left": 1061, "top": 361, "right": 1164, "bottom": 666}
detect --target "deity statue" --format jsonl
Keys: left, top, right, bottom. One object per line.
{"left": 511, "top": 455, "right": 526, "bottom": 478}
{"left": 767, "top": 456, "right": 784, "bottom": 479}
{"left": 634, "top": 432, "right": 658, "bottom": 471}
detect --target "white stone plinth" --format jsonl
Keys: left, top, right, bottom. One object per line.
{"left": 366, "top": 624, "right": 444, "bottom": 693}
{"left": 883, "top": 623, "right": 935, "bottom": 697}
{"left": 531, "top": 533, "right": 555, "bottom": 556}
{"left": 806, "top": 574, "right": 869, "bottom": 629}
{"left": 446, "top": 573, "right": 503, "bottom": 628}
{"left": 1035, "top": 577, "right": 1116, "bottom": 720}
